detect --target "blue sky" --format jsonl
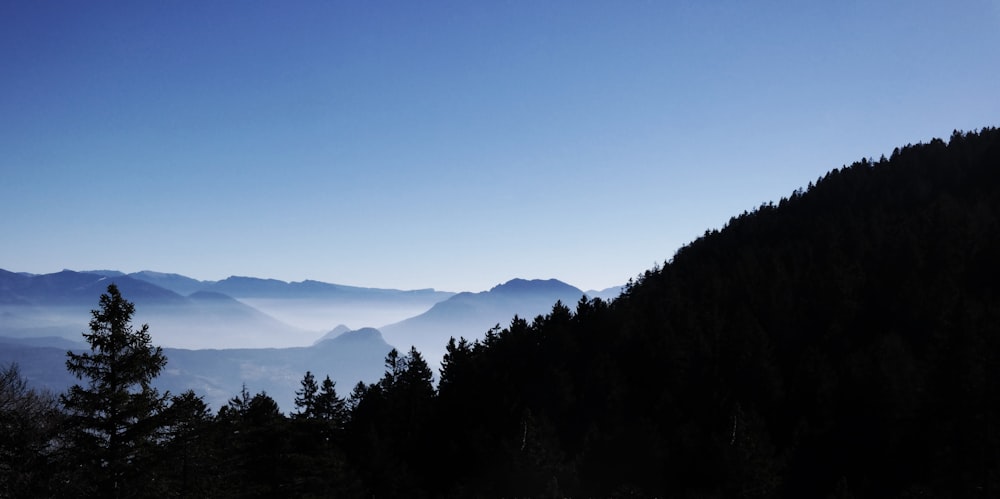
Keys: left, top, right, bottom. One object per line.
{"left": 2, "top": 1, "right": 998, "bottom": 292}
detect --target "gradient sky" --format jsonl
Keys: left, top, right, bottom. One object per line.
{"left": 2, "top": 1, "right": 998, "bottom": 292}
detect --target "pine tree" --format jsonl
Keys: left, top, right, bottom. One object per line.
{"left": 293, "top": 371, "right": 319, "bottom": 419}
{"left": 314, "top": 375, "right": 347, "bottom": 427}
{"left": 60, "top": 283, "right": 169, "bottom": 499}
{"left": 157, "top": 390, "right": 214, "bottom": 497}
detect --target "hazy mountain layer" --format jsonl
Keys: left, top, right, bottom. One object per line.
{"left": 380, "top": 278, "right": 595, "bottom": 368}
{"left": 0, "top": 270, "right": 310, "bottom": 349}
{"left": 0, "top": 270, "right": 620, "bottom": 411}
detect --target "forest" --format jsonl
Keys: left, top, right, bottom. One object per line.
{"left": 1, "top": 128, "right": 998, "bottom": 498}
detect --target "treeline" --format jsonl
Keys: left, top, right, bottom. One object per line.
{"left": 2, "top": 128, "right": 999, "bottom": 497}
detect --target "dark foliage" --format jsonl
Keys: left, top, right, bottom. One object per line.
{"left": 0, "top": 363, "right": 62, "bottom": 497}
{"left": 421, "top": 128, "right": 1000, "bottom": 497}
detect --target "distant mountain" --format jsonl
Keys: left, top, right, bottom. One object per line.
{"left": 127, "top": 271, "right": 455, "bottom": 333}
{"left": 122, "top": 271, "right": 454, "bottom": 302}
{"left": 0, "top": 335, "right": 85, "bottom": 349}
{"left": 312, "top": 327, "right": 385, "bottom": 350}
{"left": 585, "top": 285, "right": 625, "bottom": 301}
{"left": 200, "top": 276, "right": 296, "bottom": 297}
{"left": 0, "top": 269, "right": 33, "bottom": 305}
{"left": 0, "top": 326, "right": 394, "bottom": 412}
{"left": 313, "top": 324, "right": 353, "bottom": 345}
{"left": 379, "top": 278, "right": 589, "bottom": 368}
{"left": 0, "top": 269, "right": 185, "bottom": 306}
{"left": 200, "top": 275, "right": 452, "bottom": 302}
{"left": 0, "top": 269, "right": 611, "bottom": 409}
{"left": 128, "top": 270, "right": 206, "bottom": 296}
{"left": 83, "top": 269, "right": 126, "bottom": 277}
{"left": 158, "top": 326, "right": 394, "bottom": 411}
{"left": 0, "top": 270, "right": 309, "bottom": 349}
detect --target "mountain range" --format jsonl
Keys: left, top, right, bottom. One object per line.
{"left": 0, "top": 269, "right": 621, "bottom": 410}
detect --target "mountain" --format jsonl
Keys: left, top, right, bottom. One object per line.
{"left": 128, "top": 270, "right": 206, "bottom": 296}
{"left": 157, "top": 326, "right": 394, "bottom": 410}
{"left": 379, "top": 278, "right": 589, "bottom": 368}
{"left": 170, "top": 274, "right": 451, "bottom": 303}
{"left": 0, "top": 270, "right": 309, "bottom": 349}
{"left": 0, "top": 270, "right": 191, "bottom": 345}
{"left": 82, "top": 269, "right": 126, "bottom": 277}
{"left": 200, "top": 276, "right": 297, "bottom": 297}
{"left": 0, "top": 269, "right": 185, "bottom": 306}
{"left": 585, "top": 285, "right": 625, "bottom": 301}
{"left": 128, "top": 272, "right": 455, "bottom": 333}
{"left": 313, "top": 324, "right": 353, "bottom": 345}
{"left": 0, "top": 267, "right": 614, "bottom": 413}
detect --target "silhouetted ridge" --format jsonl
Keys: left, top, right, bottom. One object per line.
{"left": 424, "top": 127, "right": 1000, "bottom": 498}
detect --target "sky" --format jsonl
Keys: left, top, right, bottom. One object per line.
{"left": 2, "top": 1, "right": 998, "bottom": 293}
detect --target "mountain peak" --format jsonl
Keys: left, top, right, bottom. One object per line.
{"left": 313, "top": 324, "right": 353, "bottom": 344}
{"left": 488, "top": 278, "right": 581, "bottom": 295}
{"left": 313, "top": 326, "right": 387, "bottom": 348}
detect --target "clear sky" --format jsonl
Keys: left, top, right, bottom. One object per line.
{"left": 2, "top": 1, "right": 998, "bottom": 292}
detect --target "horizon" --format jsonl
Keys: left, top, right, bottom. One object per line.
{"left": 3, "top": 1, "right": 998, "bottom": 292}
{"left": 3, "top": 266, "right": 623, "bottom": 294}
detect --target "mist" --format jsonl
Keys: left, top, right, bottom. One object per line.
{"left": 236, "top": 298, "right": 437, "bottom": 338}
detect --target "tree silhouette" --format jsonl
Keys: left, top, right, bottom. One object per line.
{"left": 293, "top": 370, "right": 320, "bottom": 419}
{"left": 0, "top": 363, "right": 62, "bottom": 496}
{"left": 156, "top": 390, "right": 215, "bottom": 497}
{"left": 314, "top": 375, "right": 347, "bottom": 427}
{"left": 60, "top": 283, "right": 169, "bottom": 499}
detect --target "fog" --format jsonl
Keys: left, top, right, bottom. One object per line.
{"left": 235, "top": 298, "right": 437, "bottom": 337}
{"left": 0, "top": 298, "right": 445, "bottom": 350}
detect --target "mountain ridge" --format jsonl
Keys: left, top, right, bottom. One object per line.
{"left": 379, "top": 277, "right": 592, "bottom": 369}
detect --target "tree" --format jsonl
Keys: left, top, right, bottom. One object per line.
{"left": 293, "top": 372, "right": 346, "bottom": 428}
{"left": 293, "top": 371, "right": 320, "bottom": 419}
{"left": 288, "top": 374, "right": 356, "bottom": 496}
{"left": 60, "top": 283, "right": 169, "bottom": 499}
{"left": 346, "top": 347, "right": 437, "bottom": 496}
{"left": 157, "top": 390, "right": 215, "bottom": 497}
{"left": 217, "top": 390, "right": 291, "bottom": 497}
{"left": 0, "top": 363, "right": 62, "bottom": 497}
{"left": 314, "top": 375, "right": 347, "bottom": 427}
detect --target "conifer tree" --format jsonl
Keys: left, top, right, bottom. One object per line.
{"left": 157, "top": 390, "right": 214, "bottom": 497}
{"left": 60, "top": 283, "right": 169, "bottom": 499}
{"left": 293, "top": 371, "right": 319, "bottom": 419}
{"left": 314, "top": 375, "right": 347, "bottom": 427}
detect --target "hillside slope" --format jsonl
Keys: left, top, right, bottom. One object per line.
{"left": 427, "top": 128, "right": 1000, "bottom": 497}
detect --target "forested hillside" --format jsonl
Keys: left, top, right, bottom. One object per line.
{"left": 2, "top": 128, "right": 997, "bottom": 498}
{"left": 425, "top": 128, "right": 1000, "bottom": 497}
